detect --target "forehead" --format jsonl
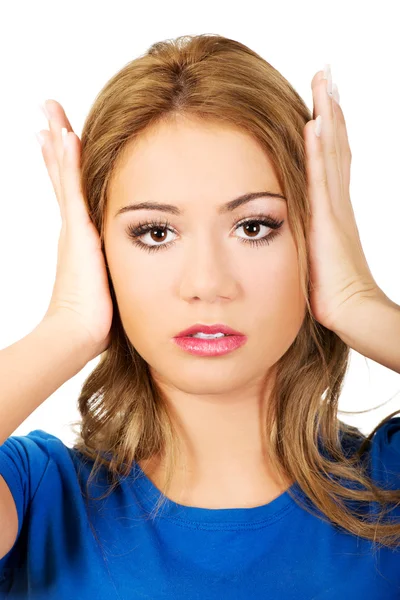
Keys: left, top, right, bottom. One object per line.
{"left": 107, "top": 116, "right": 280, "bottom": 213}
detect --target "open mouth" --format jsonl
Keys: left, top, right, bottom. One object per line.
{"left": 187, "top": 333, "right": 230, "bottom": 338}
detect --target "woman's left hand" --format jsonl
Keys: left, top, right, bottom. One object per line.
{"left": 303, "top": 64, "right": 385, "bottom": 333}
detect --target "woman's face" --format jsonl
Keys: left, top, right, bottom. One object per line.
{"left": 104, "top": 116, "right": 306, "bottom": 397}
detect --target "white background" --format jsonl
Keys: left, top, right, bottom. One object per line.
{"left": 0, "top": 0, "right": 399, "bottom": 446}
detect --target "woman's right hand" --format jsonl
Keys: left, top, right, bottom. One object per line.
{"left": 37, "top": 99, "right": 113, "bottom": 360}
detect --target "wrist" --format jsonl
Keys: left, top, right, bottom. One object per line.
{"left": 39, "top": 314, "right": 97, "bottom": 366}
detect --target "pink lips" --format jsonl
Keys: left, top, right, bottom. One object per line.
{"left": 173, "top": 323, "right": 247, "bottom": 357}
{"left": 173, "top": 334, "right": 247, "bottom": 356}
{"left": 174, "top": 323, "right": 244, "bottom": 338}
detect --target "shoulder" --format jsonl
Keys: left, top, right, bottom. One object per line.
{"left": 340, "top": 417, "right": 400, "bottom": 490}
{"left": 368, "top": 417, "right": 400, "bottom": 489}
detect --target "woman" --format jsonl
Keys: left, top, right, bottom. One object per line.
{"left": 0, "top": 33, "right": 399, "bottom": 598}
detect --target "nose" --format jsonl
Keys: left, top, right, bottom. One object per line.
{"left": 179, "top": 234, "right": 238, "bottom": 303}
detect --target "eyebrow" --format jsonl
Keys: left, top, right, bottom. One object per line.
{"left": 114, "top": 191, "right": 287, "bottom": 218}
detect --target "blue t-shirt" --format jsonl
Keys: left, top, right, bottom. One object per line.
{"left": 0, "top": 418, "right": 400, "bottom": 599}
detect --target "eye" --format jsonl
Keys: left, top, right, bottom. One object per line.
{"left": 125, "top": 213, "right": 284, "bottom": 254}
{"left": 234, "top": 216, "right": 284, "bottom": 248}
{"left": 126, "top": 218, "right": 176, "bottom": 253}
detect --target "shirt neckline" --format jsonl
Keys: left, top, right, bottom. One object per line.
{"left": 131, "top": 461, "right": 300, "bottom": 529}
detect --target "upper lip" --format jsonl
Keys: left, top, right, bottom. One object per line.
{"left": 174, "top": 323, "right": 245, "bottom": 337}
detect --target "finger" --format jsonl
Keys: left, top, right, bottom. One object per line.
{"left": 331, "top": 96, "right": 352, "bottom": 194}
{"left": 41, "top": 100, "right": 77, "bottom": 219}
{"left": 311, "top": 68, "right": 344, "bottom": 214}
{"left": 303, "top": 115, "right": 332, "bottom": 223}
{"left": 44, "top": 99, "right": 74, "bottom": 174}
{"left": 37, "top": 128, "right": 66, "bottom": 221}
{"left": 311, "top": 70, "right": 352, "bottom": 206}
{"left": 60, "top": 130, "right": 92, "bottom": 228}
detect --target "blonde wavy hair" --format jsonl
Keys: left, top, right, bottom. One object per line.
{"left": 70, "top": 33, "right": 400, "bottom": 555}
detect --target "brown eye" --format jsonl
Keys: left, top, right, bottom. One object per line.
{"left": 234, "top": 216, "right": 284, "bottom": 247}
{"left": 236, "top": 221, "right": 266, "bottom": 238}
{"left": 126, "top": 214, "right": 284, "bottom": 254}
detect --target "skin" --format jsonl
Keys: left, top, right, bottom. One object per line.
{"left": 103, "top": 114, "right": 306, "bottom": 508}
{"left": 40, "top": 67, "right": 372, "bottom": 508}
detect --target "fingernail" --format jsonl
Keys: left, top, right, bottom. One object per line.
{"left": 40, "top": 101, "right": 50, "bottom": 120}
{"left": 314, "top": 115, "right": 322, "bottom": 138}
{"left": 61, "top": 127, "right": 68, "bottom": 149}
{"left": 35, "top": 131, "right": 45, "bottom": 147}
{"left": 322, "top": 64, "right": 333, "bottom": 97}
{"left": 332, "top": 82, "right": 340, "bottom": 104}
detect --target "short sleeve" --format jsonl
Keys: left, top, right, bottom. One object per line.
{"left": 0, "top": 430, "right": 93, "bottom": 593}
{"left": 370, "top": 416, "right": 400, "bottom": 491}
{"left": 0, "top": 430, "right": 51, "bottom": 544}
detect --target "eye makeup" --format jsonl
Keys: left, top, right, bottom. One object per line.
{"left": 125, "top": 212, "right": 284, "bottom": 254}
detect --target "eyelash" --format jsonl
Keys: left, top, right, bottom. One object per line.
{"left": 125, "top": 212, "right": 285, "bottom": 254}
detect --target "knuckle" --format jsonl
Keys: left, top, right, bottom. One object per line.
{"left": 318, "top": 174, "right": 328, "bottom": 189}
{"left": 327, "top": 147, "right": 337, "bottom": 159}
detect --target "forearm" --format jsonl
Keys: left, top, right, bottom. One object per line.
{"left": 0, "top": 316, "right": 93, "bottom": 445}
{"left": 333, "top": 293, "right": 400, "bottom": 374}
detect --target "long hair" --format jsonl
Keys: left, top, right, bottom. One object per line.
{"left": 69, "top": 33, "right": 400, "bottom": 553}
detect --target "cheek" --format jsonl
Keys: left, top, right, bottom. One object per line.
{"left": 246, "top": 241, "right": 306, "bottom": 346}
{"left": 108, "top": 250, "right": 168, "bottom": 337}
{"left": 245, "top": 237, "right": 301, "bottom": 297}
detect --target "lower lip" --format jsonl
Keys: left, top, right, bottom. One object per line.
{"left": 172, "top": 335, "right": 247, "bottom": 356}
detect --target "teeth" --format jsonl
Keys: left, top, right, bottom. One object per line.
{"left": 190, "top": 332, "right": 227, "bottom": 339}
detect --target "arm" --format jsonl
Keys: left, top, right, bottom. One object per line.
{"left": 333, "top": 293, "right": 400, "bottom": 375}
{"left": 0, "top": 316, "right": 93, "bottom": 446}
